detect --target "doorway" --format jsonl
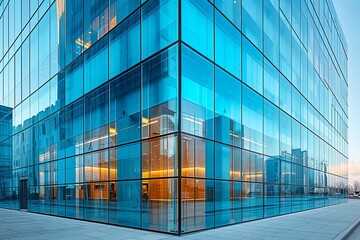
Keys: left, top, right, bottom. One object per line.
{"left": 19, "top": 179, "right": 28, "bottom": 210}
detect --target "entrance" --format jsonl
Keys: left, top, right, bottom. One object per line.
{"left": 19, "top": 179, "right": 28, "bottom": 210}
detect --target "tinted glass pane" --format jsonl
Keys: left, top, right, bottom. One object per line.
{"left": 142, "top": 45, "right": 178, "bottom": 139}
{"left": 182, "top": 0, "right": 214, "bottom": 59}
{"left": 142, "top": 0, "right": 178, "bottom": 59}
{"left": 182, "top": 45, "right": 214, "bottom": 139}
{"left": 242, "top": 0, "right": 262, "bottom": 50}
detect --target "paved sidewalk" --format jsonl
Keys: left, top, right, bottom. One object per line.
{"left": 1, "top": 200, "right": 360, "bottom": 240}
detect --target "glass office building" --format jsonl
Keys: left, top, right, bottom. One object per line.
{"left": 0, "top": 0, "right": 348, "bottom": 234}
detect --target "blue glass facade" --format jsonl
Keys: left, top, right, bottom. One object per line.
{"left": 0, "top": 0, "right": 348, "bottom": 234}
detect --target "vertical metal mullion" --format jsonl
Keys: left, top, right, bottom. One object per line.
{"left": 177, "top": 0, "right": 182, "bottom": 235}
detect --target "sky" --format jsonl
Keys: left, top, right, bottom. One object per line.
{"left": 333, "top": 0, "right": 360, "bottom": 184}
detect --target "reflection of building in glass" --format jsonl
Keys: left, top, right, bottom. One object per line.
{"left": 0, "top": 0, "right": 348, "bottom": 235}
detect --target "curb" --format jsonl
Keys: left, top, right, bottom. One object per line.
{"left": 334, "top": 218, "right": 360, "bottom": 240}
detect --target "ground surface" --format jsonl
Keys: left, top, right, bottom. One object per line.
{"left": 1, "top": 200, "right": 360, "bottom": 240}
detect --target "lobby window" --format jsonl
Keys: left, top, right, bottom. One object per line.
{"left": 110, "top": 66, "right": 141, "bottom": 145}
{"left": 109, "top": 9, "right": 140, "bottom": 79}
{"left": 142, "top": 134, "right": 178, "bottom": 178}
{"left": 182, "top": 45, "right": 214, "bottom": 140}
{"left": 142, "top": 45, "right": 178, "bottom": 139}
{"left": 181, "top": 134, "right": 214, "bottom": 179}
{"left": 215, "top": 67, "right": 241, "bottom": 147}
{"left": 215, "top": 143, "right": 241, "bottom": 180}
{"left": 142, "top": 0, "right": 178, "bottom": 59}
{"left": 182, "top": 0, "right": 214, "bottom": 60}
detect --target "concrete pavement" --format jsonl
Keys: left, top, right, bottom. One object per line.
{"left": 1, "top": 200, "right": 360, "bottom": 240}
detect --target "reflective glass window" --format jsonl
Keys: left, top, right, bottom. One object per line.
{"left": 84, "top": 35, "right": 109, "bottom": 93}
{"left": 38, "top": 11, "right": 50, "bottom": 86}
{"left": 109, "top": 181, "right": 141, "bottom": 227}
{"left": 264, "top": 100, "right": 279, "bottom": 157}
{"left": 215, "top": 10, "right": 241, "bottom": 78}
{"left": 242, "top": 84, "right": 263, "bottom": 153}
{"left": 242, "top": 182, "right": 263, "bottom": 221}
{"left": 292, "top": 32, "right": 301, "bottom": 90}
{"left": 65, "top": 99, "right": 84, "bottom": 157}
{"left": 142, "top": 45, "right": 178, "bottom": 139}
{"left": 215, "top": 143, "right": 241, "bottom": 180}
{"left": 109, "top": 67, "right": 141, "bottom": 145}
{"left": 215, "top": 67, "right": 241, "bottom": 146}
{"left": 242, "top": 35, "right": 263, "bottom": 94}
{"left": 264, "top": 184, "right": 280, "bottom": 217}
{"left": 65, "top": 0, "right": 84, "bottom": 65}
{"left": 242, "top": 0, "right": 263, "bottom": 50}
{"left": 181, "top": 178, "right": 214, "bottom": 232}
{"left": 264, "top": 59, "right": 279, "bottom": 106}
{"left": 280, "top": 12, "right": 291, "bottom": 80}
{"left": 264, "top": 0, "right": 279, "bottom": 67}
{"left": 182, "top": 135, "right": 214, "bottom": 179}
{"left": 182, "top": 45, "right": 214, "bottom": 139}
{"left": 142, "top": 135, "right": 177, "bottom": 178}
{"left": 109, "top": 0, "right": 140, "bottom": 28}
{"left": 84, "top": 0, "right": 109, "bottom": 46}
{"left": 110, "top": 143, "right": 140, "bottom": 180}
{"left": 84, "top": 85, "right": 109, "bottom": 152}
{"left": 215, "top": 180, "right": 241, "bottom": 226}
{"left": 30, "top": 26, "right": 39, "bottom": 93}
{"left": 280, "top": 75, "right": 291, "bottom": 115}
{"left": 142, "top": 178, "right": 178, "bottom": 232}
{"left": 280, "top": 111, "right": 291, "bottom": 160}
{"left": 182, "top": 0, "right": 214, "bottom": 59}
{"left": 109, "top": 9, "right": 140, "bottom": 79}
{"left": 215, "top": 0, "right": 241, "bottom": 29}
{"left": 142, "top": 0, "right": 178, "bottom": 59}
{"left": 65, "top": 56, "right": 84, "bottom": 104}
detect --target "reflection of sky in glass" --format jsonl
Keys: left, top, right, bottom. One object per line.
{"left": 333, "top": 0, "right": 360, "bottom": 183}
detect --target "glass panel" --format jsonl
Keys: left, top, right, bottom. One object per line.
{"left": 65, "top": 56, "right": 83, "bottom": 104}
{"left": 142, "top": 45, "right": 178, "bottom": 139}
{"left": 242, "top": 84, "right": 263, "bottom": 153}
{"left": 109, "top": 0, "right": 140, "bottom": 28}
{"left": 84, "top": 85, "right": 109, "bottom": 152}
{"left": 215, "top": 10, "right": 241, "bottom": 78}
{"left": 84, "top": 0, "right": 109, "bottom": 46}
{"left": 65, "top": 0, "right": 84, "bottom": 64}
{"left": 142, "top": 178, "right": 178, "bottom": 233}
{"left": 109, "top": 181, "right": 141, "bottom": 227}
{"left": 142, "top": 0, "right": 178, "bottom": 59}
{"left": 215, "top": 181, "right": 241, "bottom": 226}
{"left": 215, "top": 143, "right": 241, "bottom": 180}
{"left": 181, "top": 178, "right": 214, "bottom": 232}
{"left": 182, "top": 0, "right": 213, "bottom": 59}
{"left": 215, "top": 0, "right": 241, "bottom": 29}
{"left": 264, "top": 100, "right": 279, "bottom": 157}
{"left": 215, "top": 67, "right": 241, "bottom": 146}
{"left": 242, "top": 150, "right": 263, "bottom": 182}
{"left": 264, "top": 184, "right": 279, "bottom": 217}
{"left": 182, "top": 45, "right": 214, "bottom": 139}
{"left": 242, "top": 36, "right": 263, "bottom": 94}
{"left": 109, "top": 143, "right": 141, "bottom": 180}
{"left": 242, "top": 182, "right": 263, "bottom": 221}
{"left": 84, "top": 35, "right": 109, "bottom": 93}
{"left": 242, "top": 0, "right": 263, "bottom": 50}
{"left": 110, "top": 67, "right": 141, "bottom": 145}
{"left": 109, "top": 9, "right": 140, "bottom": 79}
{"left": 181, "top": 134, "right": 214, "bottom": 179}
{"left": 142, "top": 135, "right": 177, "bottom": 178}
{"left": 264, "top": 59, "right": 279, "bottom": 106}
{"left": 264, "top": 0, "right": 279, "bottom": 67}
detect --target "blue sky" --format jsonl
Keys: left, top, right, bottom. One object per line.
{"left": 333, "top": 0, "right": 360, "bottom": 184}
